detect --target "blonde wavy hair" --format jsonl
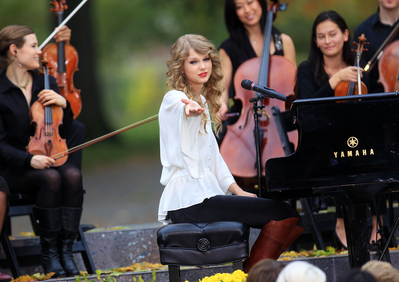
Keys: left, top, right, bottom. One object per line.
{"left": 166, "top": 34, "right": 224, "bottom": 136}
{"left": 361, "top": 260, "right": 399, "bottom": 282}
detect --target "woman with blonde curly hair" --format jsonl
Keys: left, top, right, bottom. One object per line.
{"left": 157, "top": 34, "right": 304, "bottom": 273}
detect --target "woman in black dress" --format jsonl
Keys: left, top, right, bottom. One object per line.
{"left": 295, "top": 11, "right": 376, "bottom": 249}
{"left": 217, "top": 0, "right": 296, "bottom": 144}
{"left": 0, "top": 25, "right": 83, "bottom": 278}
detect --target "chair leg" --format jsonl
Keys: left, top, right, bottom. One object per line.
{"left": 0, "top": 231, "right": 21, "bottom": 278}
{"left": 168, "top": 265, "right": 181, "bottom": 282}
{"left": 233, "top": 260, "right": 244, "bottom": 271}
{"left": 77, "top": 226, "right": 96, "bottom": 274}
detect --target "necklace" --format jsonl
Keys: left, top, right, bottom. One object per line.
{"left": 253, "top": 41, "right": 257, "bottom": 45}
{"left": 18, "top": 76, "right": 29, "bottom": 90}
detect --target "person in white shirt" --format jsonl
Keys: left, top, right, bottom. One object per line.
{"left": 157, "top": 34, "right": 303, "bottom": 273}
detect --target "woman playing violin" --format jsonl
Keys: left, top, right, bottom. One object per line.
{"left": 0, "top": 25, "right": 83, "bottom": 278}
{"left": 216, "top": 0, "right": 296, "bottom": 144}
{"left": 295, "top": 11, "right": 382, "bottom": 250}
{"left": 158, "top": 34, "right": 303, "bottom": 274}
{"left": 296, "top": 11, "right": 369, "bottom": 99}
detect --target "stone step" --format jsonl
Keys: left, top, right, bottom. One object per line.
{"left": 1, "top": 223, "right": 399, "bottom": 282}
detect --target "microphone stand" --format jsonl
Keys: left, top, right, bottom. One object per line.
{"left": 248, "top": 90, "right": 287, "bottom": 197}
{"left": 249, "top": 95, "right": 266, "bottom": 198}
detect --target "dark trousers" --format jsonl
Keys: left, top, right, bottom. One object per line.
{"left": 168, "top": 195, "right": 302, "bottom": 229}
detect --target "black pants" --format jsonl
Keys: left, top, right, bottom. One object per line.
{"left": 168, "top": 195, "right": 302, "bottom": 229}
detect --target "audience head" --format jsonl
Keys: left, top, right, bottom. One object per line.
{"left": 361, "top": 260, "right": 399, "bottom": 282}
{"left": 247, "top": 259, "right": 285, "bottom": 282}
{"left": 276, "top": 261, "right": 326, "bottom": 282}
{"left": 337, "top": 268, "right": 378, "bottom": 282}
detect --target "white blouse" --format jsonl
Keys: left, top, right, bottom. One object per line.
{"left": 158, "top": 90, "right": 236, "bottom": 223}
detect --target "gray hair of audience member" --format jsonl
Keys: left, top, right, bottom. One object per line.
{"left": 276, "top": 261, "right": 326, "bottom": 282}
{"left": 361, "top": 260, "right": 399, "bottom": 282}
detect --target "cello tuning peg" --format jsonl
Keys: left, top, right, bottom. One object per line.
{"left": 50, "top": 8, "right": 55, "bottom": 13}
{"left": 64, "top": 4, "right": 68, "bottom": 10}
{"left": 364, "top": 48, "right": 369, "bottom": 52}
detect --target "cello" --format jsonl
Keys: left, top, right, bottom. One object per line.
{"left": 41, "top": 0, "right": 82, "bottom": 119}
{"left": 220, "top": 0, "right": 297, "bottom": 191}
{"left": 377, "top": 40, "right": 399, "bottom": 92}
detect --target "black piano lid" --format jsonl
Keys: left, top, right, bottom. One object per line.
{"left": 266, "top": 92, "right": 399, "bottom": 198}
{"left": 291, "top": 92, "right": 399, "bottom": 108}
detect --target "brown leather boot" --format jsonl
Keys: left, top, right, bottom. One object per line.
{"left": 244, "top": 217, "right": 299, "bottom": 273}
{"left": 279, "top": 224, "right": 304, "bottom": 256}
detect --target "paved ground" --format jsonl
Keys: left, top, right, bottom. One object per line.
{"left": 11, "top": 155, "right": 164, "bottom": 235}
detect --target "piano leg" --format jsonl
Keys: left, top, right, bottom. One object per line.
{"left": 344, "top": 203, "right": 370, "bottom": 268}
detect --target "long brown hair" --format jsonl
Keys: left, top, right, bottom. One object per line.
{"left": 166, "top": 34, "right": 224, "bottom": 135}
{"left": 0, "top": 25, "right": 35, "bottom": 69}
{"left": 308, "top": 11, "right": 353, "bottom": 88}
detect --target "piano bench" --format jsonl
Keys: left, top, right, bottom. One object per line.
{"left": 157, "top": 221, "right": 249, "bottom": 282}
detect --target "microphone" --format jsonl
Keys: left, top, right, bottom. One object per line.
{"left": 241, "top": 79, "right": 287, "bottom": 102}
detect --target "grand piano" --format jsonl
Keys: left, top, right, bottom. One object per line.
{"left": 265, "top": 92, "right": 399, "bottom": 268}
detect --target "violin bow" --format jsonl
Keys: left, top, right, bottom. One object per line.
{"left": 39, "top": 0, "right": 88, "bottom": 50}
{"left": 364, "top": 21, "right": 399, "bottom": 73}
{"left": 51, "top": 114, "right": 159, "bottom": 161}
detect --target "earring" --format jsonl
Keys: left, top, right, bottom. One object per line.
{"left": 15, "top": 56, "right": 22, "bottom": 67}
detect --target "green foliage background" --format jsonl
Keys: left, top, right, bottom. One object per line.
{"left": 0, "top": 0, "right": 378, "bottom": 167}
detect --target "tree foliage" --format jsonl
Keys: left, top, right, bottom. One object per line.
{"left": 0, "top": 0, "right": 383, "bottom": 160}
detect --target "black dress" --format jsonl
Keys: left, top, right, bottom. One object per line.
{"left": 218, "top": 27, "right": 284, "bottom": 144}
{"left": 0, "top": 69, "right": 74, "bottom": 191}
{"left": 296, "top": 60, "right": 370, "bottom": 99}
{"left": 354, "top": 12, "right": 399, "bottom": 93}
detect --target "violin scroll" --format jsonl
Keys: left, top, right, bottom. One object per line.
{"left": 50, "top": 0, "right": 67, "bottom": 14}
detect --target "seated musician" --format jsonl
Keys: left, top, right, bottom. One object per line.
{"left": 354, "top": 0, "right": 399, "bottom": 94}
{"left": 295, "top": 11, "right": 382, "bottom": 249}
{"left": 0, "top": 177, "right": 11, "bottom": 280}
{"left": 157, "top": 34, "right": 304, "bottom": 273}
{"left": 353, "top": 0, "right": 399, "bottom": 246}
{"left": 216, "top": 0, "right": 296, "bottom": 146}
{"left": 0, "top": 25, "right": 84, "bottom": 278}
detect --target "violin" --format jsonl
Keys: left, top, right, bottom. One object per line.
{"left": 220, "top": 0, "right": 297, "bottom": 189}
{"left": 27, "top": 60, "right": 68, "bottom": 167}
{"left": 41, "top": 0, "right": 82, "bottom": 119}
{"left": 335, "top": 34, "right": 368, "bottom": 97}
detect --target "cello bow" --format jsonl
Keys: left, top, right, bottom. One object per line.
{"left": 364, "top": 21, "right": 399, "bottom": 73}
